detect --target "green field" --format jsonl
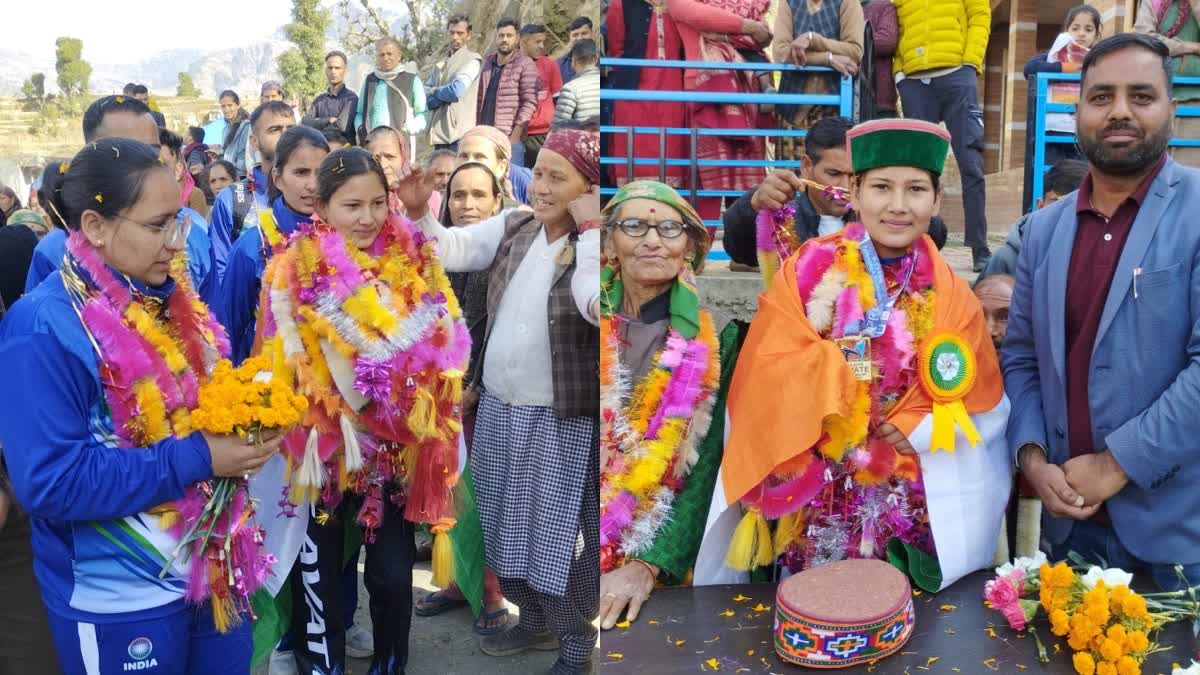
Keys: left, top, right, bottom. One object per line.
{"left": 0, "top": 96, "right": 220, "bottom": 166}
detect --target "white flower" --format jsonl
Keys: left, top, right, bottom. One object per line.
{"left": 1172, "top": 661, "right": 1200, "bottom": 675}
{"left": 936, "top": 352, "right": 961, "bottom": 381}
{"left": 995, "top": 551, "right": 1048, "bottom": 580}
{"left": 1081, "top": 566, "right": 1134, "bottom": 589}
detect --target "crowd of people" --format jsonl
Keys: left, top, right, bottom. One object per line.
{"left": 607, "top": 0, "right": 1200, "bottom": 273}
{"left": 0, "top": 13, "right": 601, "bottom": 675}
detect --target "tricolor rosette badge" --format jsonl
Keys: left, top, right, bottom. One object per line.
{"left": 918, "top": 333, "right": 980, "bottom": 453}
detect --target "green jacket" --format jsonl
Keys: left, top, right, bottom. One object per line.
{"left": 635, "top": 319, "right": 741, "bottom": 584}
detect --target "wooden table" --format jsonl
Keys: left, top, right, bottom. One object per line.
{"left": 599, "top": 572, "right": 1198, "bottom": 674}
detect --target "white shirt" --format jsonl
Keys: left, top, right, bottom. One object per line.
{"left": 818, "top": 215, "right": 843, "bottom": 237}
{"left": 413, "top": 211, "right": 600, "bottom": 405}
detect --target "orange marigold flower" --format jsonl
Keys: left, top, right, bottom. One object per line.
{"left": 1096, "top": 663, "right": 1116, "bottom": 675}
{"left": 1100, "top": 637, "right": 1124, "bottom": 663}
{"left": 1126, "top": 630, "right": 1149, "bottom": 653}
{"left": 1116, "top": 656, "right": 1139, "bottom": 675}
{"left": 1121, "top": 595, "right": 1148, "bottom": 619}
{"left": 1105, "top": 625, "right": 1126, "bottom": 646}
{"left": 1053, "top": 563, "right": 1076, "bottom": 587}
{"left": 1086, "top": 603, "right": 1111, "bottom": 625}
{"left": 1074, "top": 652, "right": 1097, "bottom": 675}
{"left": 1051, "top": 609, "right": 1071, "bottom": 636}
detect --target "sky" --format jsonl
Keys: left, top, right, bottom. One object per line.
{"left": 5, "top": 0, "right": 296, "bottom": 63}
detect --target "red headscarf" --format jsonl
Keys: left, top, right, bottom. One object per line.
{"left": 542, "top": 129, "right": 600, "bottom": 184}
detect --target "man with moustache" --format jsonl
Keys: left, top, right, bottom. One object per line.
{"left": 1003, "top": 33, "right": 1200, "bottom": 589}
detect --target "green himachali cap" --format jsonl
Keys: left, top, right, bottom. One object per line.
{"left": 846, "top": 119, "right": 953, "bottom": 177}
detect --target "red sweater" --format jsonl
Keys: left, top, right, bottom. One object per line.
{"left": 528, "top": 55, "right": 563, "bottom": 136}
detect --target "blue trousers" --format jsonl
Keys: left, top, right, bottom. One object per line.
{"left": 1052, "top": 519, "right": 1200, "bottom": 591}
{"left": 46, "top": 602, "right": 251, "bottom": 675}
{"left": 510, "top": 140, "right": 527, "bottom": 169}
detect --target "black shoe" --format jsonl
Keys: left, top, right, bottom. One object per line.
{"left": 972, "top": 248, "right": 992, "bottom": 274}
{"left": 546, "top": 657, "right": 593, "bottom": 675}
{"left": 480, "top": 624, "right": 559, "bottom": 657}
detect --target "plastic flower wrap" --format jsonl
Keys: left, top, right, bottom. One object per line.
{"left": 157, "top": 352, "right": 308, "bottom": 633}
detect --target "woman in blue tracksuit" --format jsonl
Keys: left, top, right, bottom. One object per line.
{"left": 0, "top": 138, "right": 282, "bottom": 674}
{"left": 217, "top": 125, "right": 330, "bottom": 364}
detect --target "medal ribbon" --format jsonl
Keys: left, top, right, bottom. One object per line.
{"left": 846, "top": 231, "right": 918, "bottom": 338}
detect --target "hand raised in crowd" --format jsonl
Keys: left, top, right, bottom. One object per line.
{"left": 205, "top": 430, "right": 284, "bottom": 479}
{"left": 568, "top": 184, "right": 601, "bottom": 231}
{"left": 599, "top": 560, "right": 658, "bottom": 630}
{"left": 394, "top": 163, "right": 438, "bottom": 220}
{"left": 829, "top": 54, "right": 859, "bottom": 77}
{"left": 789, "top": 33, "right": 812, "bottom": 65}
{"left": 1018, "top": 444, "right": 1101, "bottom": 520}
{"left": 750, "top": 170, "right": 806, "bottom": 211}
{"left": 1062, "top": 450, "right": 1129, "bottom": 507}
{"left": 876, "top": 423, "right": 915, "bottom": 456}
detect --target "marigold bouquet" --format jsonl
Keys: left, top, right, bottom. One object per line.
{"left": 159, "top": 351, "right": 308, "bottom": 632}
{"left": 985, "top": 554, "right": 1200, "bottom": 675}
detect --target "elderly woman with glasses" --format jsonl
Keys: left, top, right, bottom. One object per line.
{"left": 598, "top": 180, "right": 742, "bottom": 630}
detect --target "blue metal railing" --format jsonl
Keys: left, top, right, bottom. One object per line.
{"left": 601, "top": 56, "right": 855, "bottom": 206}
{"left": 1031, "top": 73, "right": 1200, "bottom": 206}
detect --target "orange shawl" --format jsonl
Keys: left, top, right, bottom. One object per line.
{"left": 720, "top": 234, "right": 1003, "bottom": 506}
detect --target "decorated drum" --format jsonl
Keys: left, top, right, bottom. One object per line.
{"left": 774, "top": 559, "right": 915, "bottom": 668}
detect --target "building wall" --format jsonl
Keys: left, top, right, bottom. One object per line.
{"left": 982, "top": 0, "right": 1137, "bottom": 174}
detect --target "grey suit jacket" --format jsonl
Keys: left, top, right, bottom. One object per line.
{"left": 1002, "top": 157, "right": 1200, "bottom": 564}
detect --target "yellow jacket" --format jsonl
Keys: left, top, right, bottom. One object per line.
{"left": 893, "top": 0, "right": 991, "bottom": 76}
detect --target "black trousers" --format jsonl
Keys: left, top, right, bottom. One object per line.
{"left": 291, "top": 495, "right": 415, "bottom": 675}
{"left": 0, "top": 512, "right": 60, "bottom": 675}
{"left": 524, "top": 134, "right": 547, "bottom": 170}
{"left": 898, "top": 67, "right": 990, "bottom": 252}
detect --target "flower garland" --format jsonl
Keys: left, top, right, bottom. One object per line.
{"left": 728, "top": 222, "right": 940, "bottom": 573}
{"left": 599, "top": 306, "right": 721, "bottom": 574}
{"left": 754, "top": 180, "right": 852, "bottom": 288}
{"left": 258, "top": 211, "right": 469, "bottom": 573}
{"left": 61, "top": 232, "right": 275, "bottom": 630}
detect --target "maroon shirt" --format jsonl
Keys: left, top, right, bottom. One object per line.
{"left": 1066, "top": 155, "right": 1165, "bottom": 460}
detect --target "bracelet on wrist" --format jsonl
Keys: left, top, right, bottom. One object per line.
{"left": 629, "top": 558, "right": 658, "bottom": 581}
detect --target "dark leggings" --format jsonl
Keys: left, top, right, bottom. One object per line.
{"left": 291, "top": 496, "right": 415, "bottom": 675}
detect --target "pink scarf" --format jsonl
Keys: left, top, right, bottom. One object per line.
{"left": 180, "top": 170, "right": 196, "bottom": 208}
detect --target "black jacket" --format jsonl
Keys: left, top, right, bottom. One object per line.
{"left": 722, "top": 188, "right": 948, "bottom": 267}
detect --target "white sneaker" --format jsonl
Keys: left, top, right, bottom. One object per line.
{"left": 346, "top": 624, "right": 375, "bottom": 659}
{"left": 268, "top": 649, "right": 298, "bottom": 675}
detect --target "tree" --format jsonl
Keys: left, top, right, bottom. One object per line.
{"left": 55, "top": 37, "right": 92, "bottom": 99}
{"left": 395, "top": 0, "right": 455, "bottom": 68}
{"left": 177, "top": 72, "right": 201, "bottom": 97}
{"left": 278, "top": 0, "right": 331, "bottom": 109}
{"left": 334, "top": 0, "right": 453, "bottom": 66}
{"left": 22, "top": 72, "right": 47, "bottom": 112}
{"left": 335, "top": 0, "right": 394, "bottom": 54}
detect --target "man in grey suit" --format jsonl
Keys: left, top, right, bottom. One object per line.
{"left": 1003, "top": 33, "right": 1200, "bottom": 589}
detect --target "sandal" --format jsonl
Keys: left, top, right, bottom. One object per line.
{"left": 414, "top": 590, "right": 469, "bottom": 617}
{"left": 473, "top": 607, "right": 511, "bottom": 636}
